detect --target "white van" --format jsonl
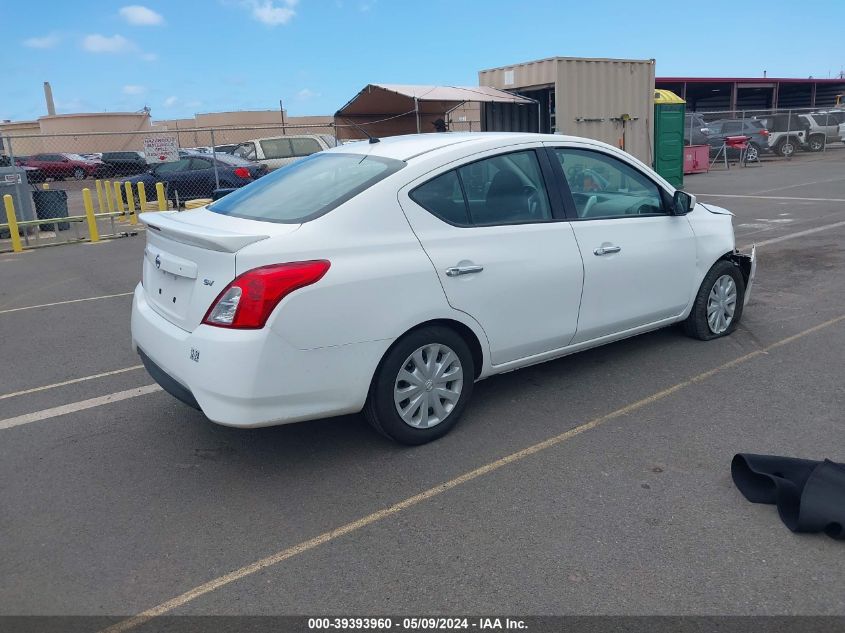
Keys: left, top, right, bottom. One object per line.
{"left": 233, "top": 134, "right": 337, "bottom": 170}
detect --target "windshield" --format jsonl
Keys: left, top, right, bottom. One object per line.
{"left": 209, "top": 152, "right": 405, "bottom": 224}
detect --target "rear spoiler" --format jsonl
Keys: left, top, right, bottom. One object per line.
{"left": 140, "top": 212, "right": 269, "bottom": 253}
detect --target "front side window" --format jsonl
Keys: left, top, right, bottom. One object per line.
{"left": 234, "top": 142, "right": 256, "bottom": 160}
{"left": 209, "top": 152, "right": 404, "bottom": 224}
{"left": 259, "top": 138, "right": 293, "bottom": 159}
{"left": 553, "top": 148, "right": 665, "bottom": 219}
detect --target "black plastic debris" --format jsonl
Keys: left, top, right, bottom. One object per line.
{"left": 732, "top": 454, "right": 845, "bottom": 540}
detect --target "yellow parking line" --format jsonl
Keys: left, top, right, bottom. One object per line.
{"left": 0, "top": 292, "right": 133, "bottom": 315}
{"left": 98, "top": 313, "right": 845, "bottom": 633}
{"left": 0, "top": 365, "right": 143, "bottom": 401}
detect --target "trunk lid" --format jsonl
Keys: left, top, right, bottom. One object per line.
{"left": 140, "top": 209, "right": 300, "bottom": 331}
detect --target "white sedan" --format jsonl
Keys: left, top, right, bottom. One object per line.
{"left": 131, "top": 132, "right": 756, "bottom": 444}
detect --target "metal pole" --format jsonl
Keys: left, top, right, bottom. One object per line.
{"left": 537, "top": 100, "right": 541, "bottom": 133}
{"left": 4, "top": 135, "right": 29, "bottom": 242}
{"left": 280, "top": 100, "right": 286, "bottom": 135}
{"left": 824, "top": 110, "right": 829, "bottom": 152}
{"left": 210, "top": 128, "right": 220, "bottom": 191}
{"left": 415, "top": 97, "right": 420, "bottom": 134}
{"left": 786, "top": 109, "right": 792, "bottom": 160}
{"left": 689, "top": 110, "right": 693, "bottom": 147}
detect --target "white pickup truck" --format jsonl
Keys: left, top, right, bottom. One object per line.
{"left": 233, "top": 134, "right": 337, "bottom": 170}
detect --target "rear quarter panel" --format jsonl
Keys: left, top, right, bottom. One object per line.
{"left": 234, "top": 180, "right": 491, "bottom": 359}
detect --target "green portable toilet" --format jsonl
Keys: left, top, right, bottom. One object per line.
{"left": 653, "top": 89, "right": 685, "bottom": 188}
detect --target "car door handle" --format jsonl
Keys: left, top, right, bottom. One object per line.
{"left": 593, "top": 245, "right": 621, "bottom": 256}
{"left": 445, "top": 265, "right": 484, "bottom": 277}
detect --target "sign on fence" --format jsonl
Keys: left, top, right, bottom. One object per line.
{"left": 143, "top": 136, "right": 179, "bottom": 163}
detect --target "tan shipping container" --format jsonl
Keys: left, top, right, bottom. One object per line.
{"left": 479, "top": 57, "right": 656, "bottom": 164}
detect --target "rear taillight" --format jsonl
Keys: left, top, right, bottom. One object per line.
{"left": 233, "top": 167, "right": 251, "bottom": 179}
{"left": 202, "top": 260, "right": 330, "bottom": 329}
{"left": 760, "top": 129, "right": 770, "bottom": 136}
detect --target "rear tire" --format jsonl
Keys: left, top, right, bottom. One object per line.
{"left": 808, "top": 135, "right": 825, "bottom": 152}
{"left": 364, "top": 326, "right": 475, "bottom": 445}
{"left": 683, "top": 259, "right": 746, "bottom": 341}
{"left": 73, "top": 168, "right": 85, "bottom": 180}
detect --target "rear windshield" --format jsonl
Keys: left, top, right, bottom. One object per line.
{"left": 209, "top": 152, "right": 405, "bottom": 224}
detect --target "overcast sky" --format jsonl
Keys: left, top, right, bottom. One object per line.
{"left": 3, "top": 0, "right": 843, "bottom": 122}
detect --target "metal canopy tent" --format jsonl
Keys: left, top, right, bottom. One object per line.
{"left": 334, "top": 84, "right": 537, "bottom": 140}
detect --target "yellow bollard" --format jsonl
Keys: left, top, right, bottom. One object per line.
{"left": 155, "top": 182, "right": 167, "bottom": 211}
{"left": 95, "top": 180, "right": 105, "bottom": 213}
{"left": 114, "top": 181, "right": 125, "bottom": 214}
{"left": 3, "top": 194, "right": 23, "bottom": 253}
{"left": 124, "top": 182, "right": 137, "bottom": 224}
{"left": 104, "top": 180, "right": 115, "bottom": 213}
{"left": 137, "top": 182, "right": 148, "bottom": 212}
{"left": 82, "top": 188, "right": 100, "bottom": 243}
{"left": 41, "top": 183, "right": 49, "bottom": 190}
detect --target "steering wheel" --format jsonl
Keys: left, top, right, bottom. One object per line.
{"left": 523, "top": 186, "right": 541, "bottom": 218}
{"left": 582, "top": 195, "right": 598, "bottom": 217}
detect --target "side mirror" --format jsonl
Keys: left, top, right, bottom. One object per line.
{"left": 672, "top": 190, "right": 696, "bottom": 215}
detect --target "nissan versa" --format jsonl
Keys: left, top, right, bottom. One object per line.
{"left": 131, "top": 133, "right": 756, "bottom": 445}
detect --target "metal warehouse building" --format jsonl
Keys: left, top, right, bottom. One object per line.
{"left": 655, "top": 77, "right": 845, "bottom": 111}
{"left": 478, "top": 57, "right": 656, "bottom": 164}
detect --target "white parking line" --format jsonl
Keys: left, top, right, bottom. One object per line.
{"left": 0, "top": 385, "right": 162, "bottom": 431}
{"left": 698, "top": 193, "right": 845, "bottom": 203}
{"left": 743, "top": 220, "right": 845, "bottom": 249}
{"left": 0, "top": 365, "right": 144, "bottom": 401}
{"left": 0, "top": 292, "right": 133, "bottom": 315}
{"left": 752, "top": 176, "right": 845, "bottom": 195}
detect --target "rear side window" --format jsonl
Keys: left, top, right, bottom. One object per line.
{"left": 410, "top": 171, "right": 468, "bottom": 225}
{"left": 410, "top": 150, "right": 552, "bottom": 227}
{"left": 209, "top": 152, "right": 405, "bottom": 224}
{"left": 290, "top": 137, "right": 322, "bottom": 156}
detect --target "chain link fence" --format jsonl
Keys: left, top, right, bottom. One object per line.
{"left": 685, "top": 106, "right": 845, "bottom": 169}
{"left": 2, "top": 112, "right": 843, "bottom": 251}
{"left": 1, "top": 124, "right": 341, "bottom": 249}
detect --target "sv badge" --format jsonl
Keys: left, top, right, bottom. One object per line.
{"left": 203, "top": 279, "right": 215, "bottom": 286}
{"left": 189, "top": 348, "right": 200, "bottom": 362}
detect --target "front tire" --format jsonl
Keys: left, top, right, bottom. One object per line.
{"left": 684, "top": 259, "right": 746, "bottom": 341}
{"left": 776, "top": 137, "right": 797, "bottom": 157}
{"left": 365, "top": 326, "right": 475, "bottom": 445}
{"left": 73, "top": 168, "right": 85, "bottom": 180}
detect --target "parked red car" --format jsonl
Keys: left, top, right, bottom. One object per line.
{"left": 24, "top": 153, "right": 106, "bottom": 180}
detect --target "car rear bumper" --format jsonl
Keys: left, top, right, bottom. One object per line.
{"left": 130, "top": 283, "right": 388, "bottom": 427}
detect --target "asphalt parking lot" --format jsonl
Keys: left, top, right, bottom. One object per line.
{"left": 1, "top": 152, "right": 844, "bottom": 629}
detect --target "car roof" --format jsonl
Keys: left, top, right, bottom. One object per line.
{"left": 245, "top": 134, "right": 326, "bottom": 143}
{"left": 325, "top": 132, "right": 588, "bottom": 161}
